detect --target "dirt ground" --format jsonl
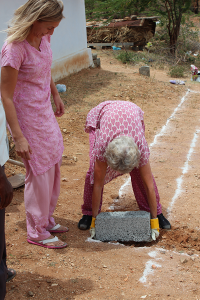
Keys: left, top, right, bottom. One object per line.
{"left": 4, "top": 48, "right": 200, "bottom": 300}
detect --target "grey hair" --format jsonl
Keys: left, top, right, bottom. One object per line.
{"left": 104, "top": 136, "right": 140, "bottom": 174}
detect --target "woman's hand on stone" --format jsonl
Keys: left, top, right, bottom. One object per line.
{"left": 15, "top": 136, "right": 32, "bottom": 160}
{"left": 54, "top": 94, "right": 64, "bottom": 117}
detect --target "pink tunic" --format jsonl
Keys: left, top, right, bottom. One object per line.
{"left": 85, "top": 100, "right": 150, "bottom": 184}
{"left": 1, "top": 36, "right": 64, "bottom": 176}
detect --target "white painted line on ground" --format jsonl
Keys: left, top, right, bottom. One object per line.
{"left": 118, "top": 89, "right": 191, "bottom": 199}
{"left": 121, "top": 89, "right": 196, "bottom": 284}
{"left": 139, "top": 249, "right": 161, "bottom": 284}
{"left": 167, "top": 129, "right": 200, "bottom": 217}
{"left": 139, "top": 260, "right": 161, "bottom": 283}
{"left": 149, "top": 89, "right": 190, "bottom": 149}
{"left": 119, "top": 177, "right": 131, "bottom": 198}
{"left": 148, "top": 250, "right": 159, "bottom": 258}
{"left": 139, "top": 247, "right": 197, "bottom": 283}
{"left": 86, "top": 237, "right": 102, "bottom": 243}
{"left": 139, "top": 250, "right": 161, "bottom": 283}
{"left": 86, "top": 237, "right": 125, "bottom": 246}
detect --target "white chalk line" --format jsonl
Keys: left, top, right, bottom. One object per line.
{"left": 139, "top": 260, "right": 161, "bottom": 283}
{"left": 118, "top": 89, "right": 191, "bottom": 200}
{"left": 136, "top": 89, "right": 200, "bottom": 284}
{"left": 167, "top": 129, "right": 200, "bottom": 216}
{"left": 119, "top": 177, "right": 131, "bottom": 198}
{"left": 149, "top": 89, "right": 190, "bottom": 149}
{"left": 139, "top": 250, "right": 161, "bottom": 283}
{"left": 138, "top": 247, "right": 198, "bottom": 284}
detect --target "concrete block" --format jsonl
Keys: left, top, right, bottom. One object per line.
{"left": 92, "top": 54, "right": 97, "bottom": 60}
{"left": 139, "top": 66, "right": 150, "bottom": 77}
{"left": 93, "top": 58, "right": 101, "bottom": 67}
{"left": 96, "top": 58, "right": 101, "bottom": 67}
{"left": 95, "top": 211, "right": 151, "bottom": 242}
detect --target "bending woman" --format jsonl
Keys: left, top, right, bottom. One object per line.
{"left": 78, "top": 100, "right": 171, "bottom": 239}
{"left": 1, "top": 0, "right": 68, "bottom": 248}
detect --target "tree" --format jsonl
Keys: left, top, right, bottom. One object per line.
{"left": 149, "top": 0, "right": 192, "bottom": 54}
{"left": 194, "top": 0, "right": 199, "bottom": 13}
{"left": 85, "top": 0, "right": 95, "bottom": 18}
{"left": 85, "top": 0, "right": 150, "bottom": 20}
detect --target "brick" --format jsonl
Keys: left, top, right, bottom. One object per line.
{"left": 95, "top": 211, "right": 151, "bottom": 242}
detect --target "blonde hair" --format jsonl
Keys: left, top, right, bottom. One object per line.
{"left": 6, "top": 0, "right": 64, "bottom": 44}
{"left": 104, "top": 136, "right": 141, "bottom": 174}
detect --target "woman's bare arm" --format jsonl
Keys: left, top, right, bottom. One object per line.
{"left": 139, "top": 161, "right": 157, "bottom": 218}
{"left": 50, "top": 76, "right": 64, "bottom": 117}
{"left": 1, "top": 66, "right": 32, "bottom": 160}
{"left": 92, "top": 160, "right": 107, "bottom": 217}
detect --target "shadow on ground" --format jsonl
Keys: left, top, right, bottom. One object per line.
{"left": 6, "top": 271, "right": 93, "bottom": 300}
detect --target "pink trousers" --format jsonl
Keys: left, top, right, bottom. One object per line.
{"left": 81, "top": 130, "right": 162, "bottom": 216}
{"left": 23, "top": 159, "right": 62, "bottom": 241}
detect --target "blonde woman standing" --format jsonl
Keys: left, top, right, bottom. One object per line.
{"left": 1, "top": 0, "right": 68, "bottom": 248}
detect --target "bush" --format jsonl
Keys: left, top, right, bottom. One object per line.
{"left": 148, "top": 14, "right": 200, "bottom": 64}
{"left": 169, "top": 65, "right": 185, "bottom": 77}
{"left": 116, "top": 51, "right": 134, "bottom": 64}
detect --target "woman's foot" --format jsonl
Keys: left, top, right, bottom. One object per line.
{"left": 78, "top": 215, "right": 92, "bottom": 230}
{"left": 157, "top": 213, "right": 171, "bottom": 229}
{"left": 49, "top": 224, "right": 69, "bottom": 233}
{"left": 27, "top": 235, "right": 67, "bottom": 249}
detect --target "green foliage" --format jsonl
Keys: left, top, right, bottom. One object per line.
{"left": 157, "top": 14, "right": 198, "bottom": 39}
{"left": 85, "top": 0, "right": 95, "bottom": 17}
{"left": 115, "top": 50, "right": 157, "bottom": 65}
{"left": 154, "top": 14, "right": 199, "bottom": 57}
{"left": 148, "top": 0, "right": 192, "bottom": 53}
{"left": 149, "top": 0, "right": 192, "bottom": 16}
{"left": 169, "top": 65, "right": 185, "bottom": 77}
{"left": 116, "top": 51, "right": 135, "bottom": 64}
{"left": 85, "top": 0, "right": 150, "bottom": 20}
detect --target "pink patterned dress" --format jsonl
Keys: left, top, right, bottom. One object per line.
{"left": 82, "top": 101, "right": 162, "bottom": 215}
{"left": 1, "top": 36, "right": 64, "bottom": 241}
{"left": 1, "top": 35, "right": 64, "bottom": 176}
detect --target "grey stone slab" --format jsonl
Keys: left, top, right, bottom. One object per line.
{"left": 92, "top": 54, "right": 97, "bottom": 60}
{"left": 95, "top": 58, "right": 101, "bottom": 67}
{"left": 95, "top": 211, "right": 151, "bottom": 242}
{"left": 139, "top": 66, "right": 150, "bottom": 77}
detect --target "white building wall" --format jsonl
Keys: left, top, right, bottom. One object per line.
{"left": 0, "top": 0, "right": 93, "bottom": 81}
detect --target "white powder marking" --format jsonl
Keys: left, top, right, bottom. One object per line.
{"left": 109, "top": 205, "right": 115, "bottom": 210}
{"left": 86, "top": 237, "right": 125, "bottom": 246}
{"left": 118, "top": 177, "right": 131, "bottom": 198}
{"left": 118, "top": 89, "right": 190, "bottom": 200}
{"left": 136, "top": 90, "right": 198, "bottom": 284}
{"left": 148, "top": 250, "right": 158, "bottom": 258}
{"left": 86, "top": 237, "right": 102, "bottom": 243}
{"left": 167, "top": 129, "right": 200, "bottom": 216}
{"left": 139, "top": 260, "right": 161, "bottom": 283}
{"left": 108, "top": 241, "right": 125, "bottom": 246}
{"left": 139, "top": 250, "right": 162, "bottom": 283}
{"left": 149, "top": 90, "right": 190, "bottom": 149}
